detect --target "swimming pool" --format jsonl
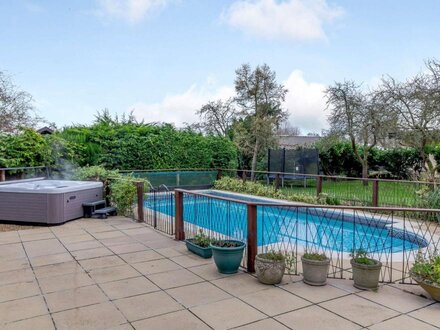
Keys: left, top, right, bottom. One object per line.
{"left": 144, "top": 190, "right": 427, "bottom": 253}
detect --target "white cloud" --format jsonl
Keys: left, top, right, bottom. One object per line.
{"left": 130, "top": 84, "right": 235, "bottom": 125}
{"left": 223, "top": 0, "right": 343, "bottom": 41}
{"left": 130, "top": 71, "right": 328, "bottom": 134}
{"left": 283, "top": 70, "right": 328, "bottom": 133}
{"left": 97, "top": 0, "right": 170, "bottom": 23}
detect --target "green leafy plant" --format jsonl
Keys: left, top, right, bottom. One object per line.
{"left": 109, "top": 178, "right": 138, "bottom": 216}
{"left": 192, "top": 230, "right": 211, "bottom": 248}
{"left": 284, "top": 251, "right": 296, "bottom": 277}
{"left": 259, "top": 250, "right": 285, "bottom": 261}
{"left": 214, "top": 177, "right": 319, "bottom": 204}
{"left": 303, "top": 252, "right": 328, "bottom": 261}
{"left": 211, "top": 239, "right": 243, "bottom": 248}
{"left": 350, "top": 249, "right": 376, "bottom": 265}
{"left": 411, "top": 251, "right": 440, "bottom": 285}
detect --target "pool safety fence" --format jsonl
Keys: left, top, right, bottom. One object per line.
{"left": 220, "top": 169, "right": 440, "bottom": 209}
{"left": 166, "top": 189, "right": 440, "bottom": 284}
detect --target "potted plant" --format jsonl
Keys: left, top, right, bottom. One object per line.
{"left": 255, "top": 251, "right": 285, "bottom": 285}
{"left": 185, "top": 230, "right": 212, "bottom": 258}
{"left": 301, "top": 252, "right": 330, "bottom": 286}
{"left": 350, "top": 250, "right": 382, "bottom": 290}
{"left": 210, "top": 239, "right": 246, "bottom": 274}
{"left": 410, "top": 251, "right": 440, "bottom": 301}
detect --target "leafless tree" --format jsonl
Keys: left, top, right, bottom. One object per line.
{"left": 0, "top": 71, "right": 41, "bottom": 133}
{"left": 326, "top": 81, "right": 391, "bottom": 183}
{"left": 197, "top": 98, "right": 237, "bottom": 137}
{"left": 277, "top": 122, "right": 301, "bottom": 136}
{"left": 380, "top": 59, "right": 440, "bottom": 168}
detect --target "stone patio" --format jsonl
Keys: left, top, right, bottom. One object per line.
{"left": 0, "top": 216, "right": 439, "bottom": 329}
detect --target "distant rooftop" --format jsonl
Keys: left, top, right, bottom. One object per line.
{"left": 278, "top": 135, "right": 320, "bottom": 148}
{"left": 37, "top": 127, "right": 55, "bottom": 135}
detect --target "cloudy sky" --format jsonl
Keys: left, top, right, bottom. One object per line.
{"left": 1, "top": 0, "right": 439, "bottom": 133}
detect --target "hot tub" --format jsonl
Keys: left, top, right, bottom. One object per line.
{"left": 0, "top": 180, "right": 103, "bottom": 224}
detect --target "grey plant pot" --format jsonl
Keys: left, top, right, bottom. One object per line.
{"left": 301, "top": 256, "right": 330, "bottom": 286}
{"left": 255, "top": 254, "right": 286, "bottom": 285}
{"left": 351, "top": 258, "right": 382, "bottom": 290}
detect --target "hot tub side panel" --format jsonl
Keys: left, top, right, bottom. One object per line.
{"left": 62, "top": 187, "right": 103, "bottom": 222}
{"left": 0, "top": 192, "right": 48, "bottom": 223}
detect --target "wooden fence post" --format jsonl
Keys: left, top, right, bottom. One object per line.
{"left": 216, "top": 169, "right": 222, "bottom": 180}
{"left": 136, "top": 181, "right": 145, "bottom": 223}
{"left": 0, "top": 170, "right": 5, "bottom": 182}
{"left": 316, "top": 176, "right": 323, "bottom": 196}
{"left": 372, "top": 180, "right": 379, "bottom": 207}
{"left": 275, "top": 173, "right": 281, "bottom": 192}
{"left": 175, "top": 190, "right": 185, "bottom": 240}
{"left": 247, "top": 204, "right": 257, "bottom": 273}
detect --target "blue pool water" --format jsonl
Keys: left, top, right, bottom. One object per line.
{"left": 144, "top": 191, "right": 425, "bottom": 253}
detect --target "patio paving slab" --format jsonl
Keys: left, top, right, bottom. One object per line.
{"left": 0, "top": 268, "right": 35, "bottom": 286}
{"left": 88, "top": 264, "right": 140, "bottom": 283}
{"left": 114, "top": 291, "right": 183, "bottom": 322}
{"left": 166, "top": 281, "right": 232, "bottom": 308}
{"left": 0, "top": 216, "right": 438, "bottom": 330}
{"left": 44, "top": 284, "right": 108, "bottom": 312}
{"left": 79, "top": 255, "right": 126, "bottom": 271}
{"left": 119, "top": 249, "right": 164, "bottom": 264}
{"left": 357, "top": 284, "right": 433, "bottom": 313}
{"left": 190, "top": 297, "right": 266, "bottom": 330}
{"left": 131, "top": 258, "right": 183, "bottom": 275}
{"left": 0, "top": 257, "right": 30, "bottom": 273}
{"left": 235, "top": 318, "right": 289, "bottom": 329}
{"left": 29, "top": 252, "right": 73, "bottom": 267}
{"left": 0, "top": 295, "right": 48, "bottom": 325}
{"left": 132, "top": 309, "right": 210, "bottom": 330}
{"left": 38, "top": 271, "right": 94, "bottom": 293}
{"left": 281, "top": 280, "right": 351, "bottom": 303}
{"left": 52, "top": 301, "right": 127, "bottom": 330}
{"left": 99, "top": 276, "right": 160, "bottom": 300}
{"left": 71, "top": 246, "right": 114, "bottom": 260}
{"left": 33, "top": 260, "right": 82, "bottom": 278}
{"left": 1, "top": 315, "right": 55, "bottom": 330}
{"left": 408, "top": 303, "right": 440, "bottom": 328}
{"left": 0, "top": 280, "right": 41, "bottom": 303}
{"left": 240, "top": 286, "right": 311, "bottom": 316}
{"left": 369, "top": 314, "right": 437, "bottom": 330}
{"left": 211, "top": 273, "right": 270, "bottom": 297}
{"left": 319, "top": 294, "right": 400, "bottom": 327}
{"left": 148, "top": 268, "right": 205, "bottom": 290}
{"left": 275, "top": 305, "right": 361, "bottom": 330}
{"left": 108, "top": 242, "right": 150, "bottom": 254}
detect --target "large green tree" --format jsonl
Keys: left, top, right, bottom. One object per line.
{"left": 234, "top": 64, "right": 288, "bottom": 179}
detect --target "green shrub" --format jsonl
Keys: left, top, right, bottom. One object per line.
{"left": 73, "top": 165, "right": 148, "bottom": 217}
{"left": 411, "top": 251, "right": 440, "bottom": 284}
{"left": 350, "top": 249, "right": 376, "bottom": 265}
{"left": 258, "top": 251, "right": 285, "bottom": 261}
{"left": 214, "top": 177, "right": 320, "bottom": 204}
{"left": 109, "top": 178, "right": 138, "bottom": 216}
{"left": 192, "top": 230, "right": 211, "bottom": 248}
{"left": 302, "top": 252, "right": 328, "bottom": 261}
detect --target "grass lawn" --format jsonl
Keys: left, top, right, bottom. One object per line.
{"left": 278, "top": 178, "right": 428, "bottom": 207}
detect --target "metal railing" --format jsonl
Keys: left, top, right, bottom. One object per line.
{"left": 169, "top": 189, "right": 440, "bottom": 284}
{"left": 0, "top": 166, "right": 49, "bottom": 182}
